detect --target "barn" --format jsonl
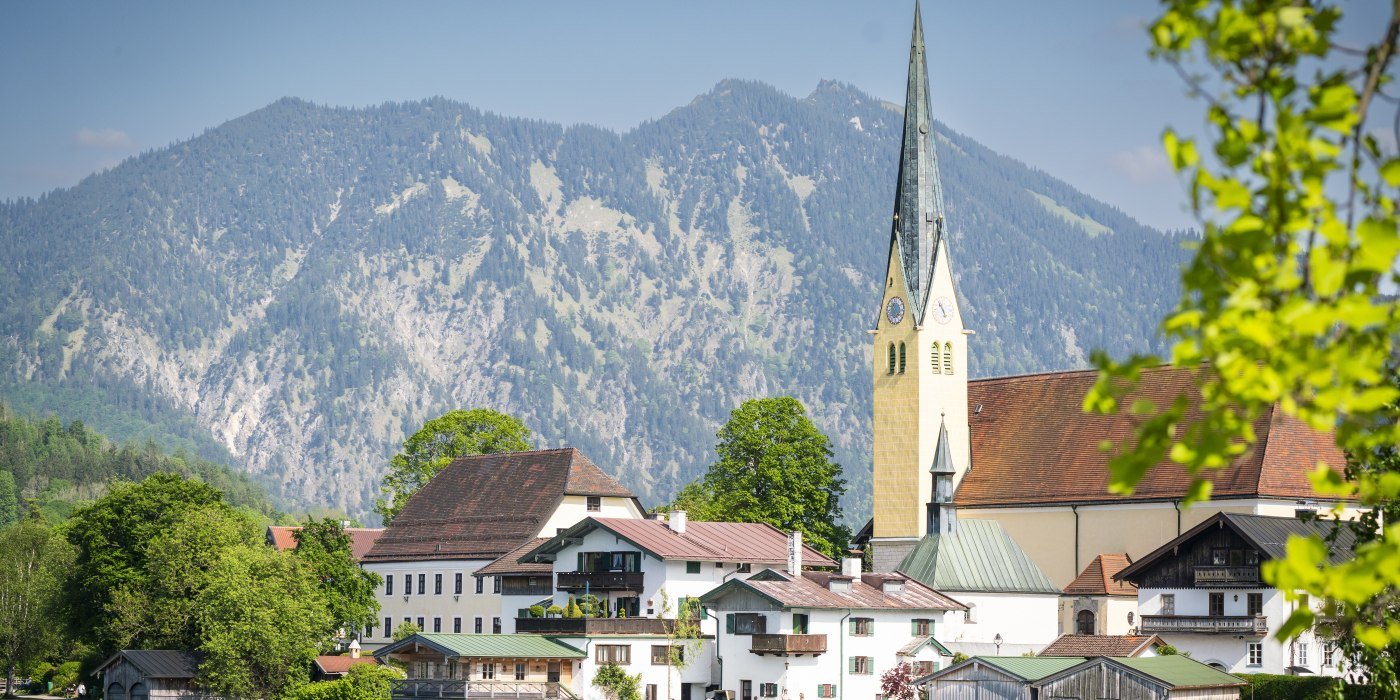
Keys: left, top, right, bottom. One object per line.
{"left": 95, "top": 651, "right": 217, "bottom": 700}
{"left": 918, "top": 656, "right": 1084, "bottom": 699}
{"left": 918, "top": 655, "right": 1244, "bottom": 700}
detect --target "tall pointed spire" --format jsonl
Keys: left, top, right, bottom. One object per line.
{"left": 888, "top": 0, "right": 948, "bottom": 322}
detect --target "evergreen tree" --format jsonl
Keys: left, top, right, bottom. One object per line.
{"left": 0, "top": 472, "right": 17, "bottom": 528}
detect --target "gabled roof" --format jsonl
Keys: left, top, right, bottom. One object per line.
{"left": 475, "top": 538, "right": 553, "bottom": 577}
{"left": 896, "top": 519, "right": 1059, "bottom": 594}
{"left": 1063, "top": 554, "right": 1136, "bottom": 597}
{"left": 1032, "top": 656, "right": 1245, "bottom": 691}
{"left": 373, "top": 634, "right": 586, "bottom": 660}
{"left": 927, "top": 656, "right": 1085, "bottom": 683}
{"left": 364, "top": 448, "right": 637, "bottom": 563}
{"left": 898, "top": 636, "right": 953, "bottom": 657}
{"left": 1039, "top": 634, "right": 1164, "bottom": 658}
{"left": 1115, "top": 512, "right": 1357, "bottom": 584}
{"left": 265, "top": 526, "right": 385, "bottom": 561}
{"left": 956, "top": 366, "right": 1346, "bottom": 507}
{"left": 700, "top": 568, "right": 965, "bottom": 612}
{"left": 97, "top": 650, "right": 199, "bottom": 679}
{"left": 521, "top": 517, "right": 836, "bottom": 567}
{"left": 313, "top": 655, "right": 379, "bottom": 675}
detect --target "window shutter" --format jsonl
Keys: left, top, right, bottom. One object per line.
{"left": 911, "top": 620, "right": 918, "bottom": 635}
{"left": 849, "top": 657, "right": 857, "bottom": 674}
{"left": 848, "top": 618, "right": 855, "bottom": 635}
{"left": 726, "top": 614, "right": 735, "bottom": 634}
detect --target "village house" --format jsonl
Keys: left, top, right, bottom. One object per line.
{"left": 1038, "top": 634, "right": 1166, "bottom": 658}
{"left": 1114, "top": 512, "right": 1353, "bottom": 676}
{"left": 1061, "top": 553, "right": 1139, "bottom": 636}
{"left": 375, "top": 633, "right": 586, "bottom": 699}
{"left": 360, "top": 448, "right": 645, "bottom": 647}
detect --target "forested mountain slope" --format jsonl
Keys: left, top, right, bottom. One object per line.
{"left": 0, "top": 80, "right": 1188, "bottom": 519}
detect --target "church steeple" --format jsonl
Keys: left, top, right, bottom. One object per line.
{"left": 888, "top": 0, "right": 948, "bottom": 323}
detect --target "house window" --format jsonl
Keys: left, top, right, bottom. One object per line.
{"left": 850, "top": 656, "right": 873, "bottom": 675}
{"left": 726, "top": 613, "right": 768, "bottom": 635}
{"left": 912, "top": 661, "right": 936, "bottom": 677}
{"left": 365, "top": 622, "right": 375, "bottom": 639}
{"left": 596, "top": 645, "right": 631, "bottom": 665}
{"left": 1161, "top": 594, "right": 1175, "bottom": 615}
{"left": 817, "top": 685, "right": 836, "bottom": 699}
{"left": 1248, "top": 642, "right": 1263, "bottom": 666}
{"left": 474, "top": 617, "right": 483, "bottom": 634}
{"left": 515, "top": 664, "right": 527, "bottom": 681}
{"left": 1248, "top": 593, "right": 1263, "bottom": 616}
{"left": 943, "top": 342, "right": 953, "bottom": 373}
{"left": 652, "top": 645, "right": 683, "bottom": 666}
{"left": 385, "top": 575, "right": 394, "bottom": 596}
{"left": 794, "top": 614, "right": 810, "bottom": 634}
{"left": 433, "top": 617, "right": 441, "bottom": 633}
{"left": 493, "top": 576, "right": 501, "bottom": 594}
{"left": 646, "top": 686, "right": 657, "bottom": 700}
{"left": 416, "top": 617, "right": 424, "bottom": 630}
{"left": 736, "top": 563, "right": 752, "bottom": 573}
{"left": 435, "top": 574, "right": 443, "bottom": 595}
{"left": 911, "top": 618, "right": 932, "bottom": 636}
{"left": 587, "top": 496, "right": 601, "bottom": 512}
{"left": 1212, "top": 548, "right": 1228, "bottom": 565}
{"left": 1324, "top": 645, "right": 1336, "bottom": 666}
{"left": 493, "top": 617, "right": 502, "bottom": 634}
{"left": 760, "top": 684, "right": 779, "bottom": 698}
{"left": 479, "top": 664, "right": 495, "bottom": 681}
{"left": 1076, "top": 610, "right": 1096, "bottom": 635}
{"left": 898, "top": 342, "right": 907, "bottom": 374}
{"left": 931, "top": 343, "right": 942, "bottom": 373}
{"left": 741, "top": 680, "right": 753, "bottom": 700}
{"left": 476, "top": 576, "right": 484, "bottom": 594}
{"left": 384, "top": 617, "right": 391, "bottom": 637}
{"left": 455, "top": 573, "right": 463, "bottom": 595}
{"left": 1209, "top": 592, "right": 1225, "bottom": 617}
{"left": 453, "top": 617, "right": 462, "bottom": 633}
{"left": 1245, "top": 550, "right": 1260, "bottom": 565}
{"left": 849, "top": 617, "right": 873, "bottom": 636}
{"left": 1297, "top": 642, "right": 1309, "bottom": 667}
{"left": 418, "top": 574, "right": 426, "bottom": 595}
{"left": 686, "top": 561, "right": 701, "bottom": 574}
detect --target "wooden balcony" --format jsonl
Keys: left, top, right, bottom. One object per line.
{"left": 514, "top": 617, "right": 675, "bottom": 635}
{"left": 749, "top": 634, "right": 828, "bottom": 656}
{"left": 555, "top": 571, "right": 644, "bottom": 592}
{"left": 1194, "top": 566, "right": 1262, "bottom": 587}
{"left": 1140, "top": 614, "right": 1268, "bottom": 636}
{"left": 390, "top": 680, "right": 577, "bottom": 700}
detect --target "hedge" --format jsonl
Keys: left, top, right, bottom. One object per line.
{"left": 1241, "top": 674, "right": 1377, "bottom": 700}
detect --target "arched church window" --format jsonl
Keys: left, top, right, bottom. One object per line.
{"left": 943, "top": 342, "right": 953, "bottom": 374}
{"left": 898, "top": 343, "right": 907, "bottom": 374}
{"left": 931, "top": 342, "right": 942, "bottom": 373}
{"left": 1076, "top": 610, "right": 1096, "bottom": 635}
{"left": 887, "top": 343, "right": 896, "bottom": 375}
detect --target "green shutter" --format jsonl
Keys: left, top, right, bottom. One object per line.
{"left": 726, "top": 614, "right": 735, "bottom": 634}
{"left": 911, "top": 620, "right": 917, "bottom": 635}
{"left": 849, "top": 657, "right": 857, "bottom": 674}
{"left": 848, "top": 618, "right": 855, "bottom": 635}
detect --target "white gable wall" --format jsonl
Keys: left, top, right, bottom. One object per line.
{"left": 936, "top": 591, "right": 1059, "bottom": 654}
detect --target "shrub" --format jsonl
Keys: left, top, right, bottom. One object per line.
{"left": 1241, "top": 674, "right": 1375, "bottom": 700}
{"left": 592, "top": 664, "right": 641, "bottom": 700}
{"left": 528, "top": 605, "right": 545, "bottom": 619}
{"left": 546, "top": 605, "right": 563, "bottom": 618}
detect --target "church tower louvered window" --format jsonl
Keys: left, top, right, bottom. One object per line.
{"left": 898, "top": 343, "right": 907, "bottom": 374}
{"left": 887, "top": 343, "right": 896, "bottom": 375}
{"left": 942, "top": 342, "right": 953, "bottom": 374}
{"left": 931, "top": 342, "right": 942, "bottom": 373}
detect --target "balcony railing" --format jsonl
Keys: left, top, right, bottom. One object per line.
{"left": 1194, "top": 566, "right": 1262, "bottom": 587}
{"left": 555, "top": 571, "right": 644, "bottom": 592}
{"left": 391, "top": 680, "right": 577, "bottom": 700}
{"left": 749, "top": 634, "right": 827, "bottom": 656}
{"left": 1140, "top": 614, "right": 1268, "bottom": 636}
{"left": 514, "top": 617, "right": 675, "bottom": 635}
{"left": 500, "top": 580, "right": 554, "bottom": 597}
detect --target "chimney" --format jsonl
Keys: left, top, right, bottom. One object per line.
{"left": 882, "top": 577, "right": 906, "bottom": 595}
{"left": 349, "top": 639, "right": 361, "bottom": 659}
{"left": 787, "top": 531, "right": 803, "bottom": 575}
{"left": 342, "top": 520, "right": 351, "bottom": 529}
{"left": 842, "top": 557, "right": 862, "bottom": 578}
{"left": 670, "top": 510, "right": 687, "bottom": 535}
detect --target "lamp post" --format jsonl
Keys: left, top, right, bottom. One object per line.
{"left": 993, "top": 634, "right": 1002, "bottom": 655}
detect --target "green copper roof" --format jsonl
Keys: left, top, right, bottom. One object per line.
{"left": 887, "top": 0, "right": 949, "bottom": 323}
{"left": 897, "top": 519, "right": 1060, "bottom": 594}
{"left": 1114, "top": 656, "right": 1246, "bottom": 688}
{"left": 929, "top": 418, "right": 954, "bottom": 475}
{"left": 374, "top": 634, "right": 586, "bottom": 659}
{"left": 978, "top": 656, "right": 1085, "bottom": 681}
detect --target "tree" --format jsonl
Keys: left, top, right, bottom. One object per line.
{"left": 391, "top": 622, "right": 420, "bottom": 642}
{"left": 657, "top": 589, "right": 703, "bottom": 700}
{"left": 879, "top": 662, "right": 917, "bottom": 700}
{"left": 195, "top": 544, "right": 332, "bottom": 700}
{"left": 0, "top": 472, "right": 18, "bottom": 528}
{"left": 0, "top": 520, "right": 73, "bottom": 698}
{"left": 375, "top": 409, "right": 533, "bottom": 522}
{"left": 591, "top": 664, "right": 641, "bottom": 700}
{"left": 698, "top": 397, "right": 849, "bottom": 557}
{"left": 293, "top": 518, "right": 382, "bottom": 644}
{"left": 1085, "top": 0, "right": 1400, "bottom": 686}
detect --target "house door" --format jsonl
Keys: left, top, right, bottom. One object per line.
{"left": 681, "top": 683, "right": 693, "bottom": 700}
{"left": 547, "top": 663, "right": 561, "bottom": 683}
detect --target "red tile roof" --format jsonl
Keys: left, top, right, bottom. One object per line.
{"left": 475, "top": 538, "right": 554, "bottom": 577}
{"left": 525, "top": 517, "right": 837, "bottom": 567}
{"left": 265, "top": 526, "right": 385, "bottom": 562}
{"left": 1039, "top": 635, "right": 1165, "bottom": 658}
{"left": 364, "top": 448, "right": 635, "bottom": 563}
{"left": 703, "top": 569, "right": 966, "bottom": 611}
{"left": 1063, "top": 554, "right": 1136, "bottom": 597}
{"left": 313, "top": 655, "right": 378, "bottom": 675}
{"left": 957, "top": 366, "right": 1345, "bottom": 507}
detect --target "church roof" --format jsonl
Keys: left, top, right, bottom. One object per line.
{"left": 1063, "top": 554, "right": 1136, "bottom": 597}
{"left": 956, "top": 365, "right": 1346, "bottom": 508}
{"left": 929, "top": 418, "right": 954, "bottom": 474}
{"left": 364, "top": 448, "right": 637, "bottom": 563}
{"left": 885, "top": 0, "right": 948, "bottom": 324}
{"left": 896, "top": 519, "right": 1059, "bottom": 594}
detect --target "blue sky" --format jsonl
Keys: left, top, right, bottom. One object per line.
{"left": 0, "top": 1, "right": 1388, "bottom": 230}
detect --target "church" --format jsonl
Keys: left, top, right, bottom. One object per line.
{"left": 857, "top": 1, "right": 1359, "bottom": 594}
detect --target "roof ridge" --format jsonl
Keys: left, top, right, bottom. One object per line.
{"left": 968, "top": 363, "right": 1186, "bottom": 386}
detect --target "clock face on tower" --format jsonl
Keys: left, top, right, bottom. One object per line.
{"left": 885, "top": 297, "right": 906, "bottom": 325}
{"left": 932, "top": 296, "right": 954, "bottom": 325}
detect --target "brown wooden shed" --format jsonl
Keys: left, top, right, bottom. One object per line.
{"left": 95, "top": 651, "right": 217, "bottom": 700}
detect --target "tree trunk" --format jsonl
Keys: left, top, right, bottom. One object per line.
{"left": 5, "top": 663, "right": 16, "bottom": 699}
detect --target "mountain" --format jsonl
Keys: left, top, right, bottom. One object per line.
{"left": 0, "top": 80, "right": 1188, "bottom": 520}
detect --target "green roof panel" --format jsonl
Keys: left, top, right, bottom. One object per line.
{"left": 897, "top": 519, "right": 1060, "bottom": 594}
{"left": 376, "top": 634, "right": 586, "bottom": 659}
{"left": 979, "top": 656, "right": 1085, "bottom": 681}
{"left": 1116, "top": 656, "right": 1246, "bottom": 688}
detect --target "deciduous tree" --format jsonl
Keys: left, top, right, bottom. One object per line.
{"left": 293, "top": 518, "right": 381, "bottom": 645}
{"left": 375, "top": 409, "right": 532, "bottom": 522}
{"left": 0, "top": 520, "right": 73, "bottom": 698}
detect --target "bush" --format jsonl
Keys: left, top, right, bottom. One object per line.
{"left": 546, "top": 605, "right": 563, "bottom": 618}
{"left": 592, "top": 664, "right": 641, "bottom": 700}
{"left": 1242, "top": 674, "right": 1376, "bottom": 700}
{"left": 49, "top": 662, "right": 79, "bottom": 694}
{"left": 528, "top": 605, "right": 545, "bottom": 619}
{"left": 286, "top": 663, "right": 404, "bottom": 700}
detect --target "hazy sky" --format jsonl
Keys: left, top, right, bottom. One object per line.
{"left": 0, "top": 1, "right": 1389, "bottom": 231}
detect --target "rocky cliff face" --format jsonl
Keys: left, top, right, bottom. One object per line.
{"left": 0, "top": 80, "right": 1188, "bottom": 519}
